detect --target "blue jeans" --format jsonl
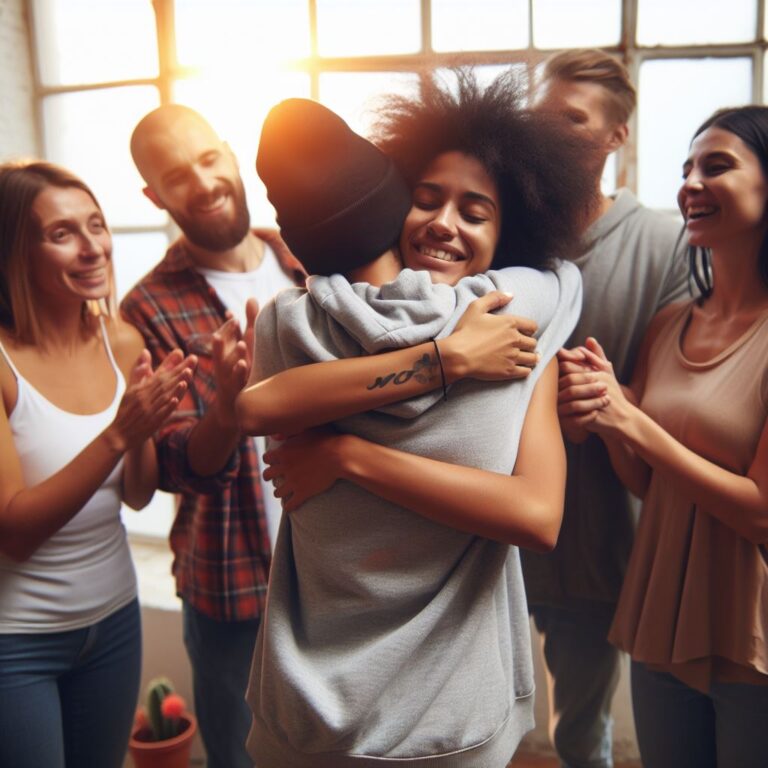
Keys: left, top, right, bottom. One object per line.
{"left": 631, "top": 660, "right": 768, "bottom": 768}
{"left": 182, "top": 601, "right": 259, "bottom": 768}
{"left": 0, "top": 598, "right": 141, "bottom": 768}
{"left": 531, "top": 604, "right": 620, "bottom": 768}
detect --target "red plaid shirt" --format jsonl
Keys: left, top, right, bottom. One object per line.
{"left": 120, "top": 229, "right": 305, "bottom": 621}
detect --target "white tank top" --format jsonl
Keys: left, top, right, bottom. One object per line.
{"left": 0, "top": 318, "right": 137, "bottom": 632}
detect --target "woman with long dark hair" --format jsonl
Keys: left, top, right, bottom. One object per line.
{"left": 559, "top": 105, "right": 768, "bottom": 767}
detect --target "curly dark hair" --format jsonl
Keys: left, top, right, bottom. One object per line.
{"left": 372, "top": 68, "right": 599, "bottom": 271}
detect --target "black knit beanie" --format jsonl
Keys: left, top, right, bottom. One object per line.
{"left": 256, "top": 98, "right": 411, "bottom": 276}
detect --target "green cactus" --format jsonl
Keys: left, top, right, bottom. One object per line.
{"left": 146, "top": 676, "right": 177, "bottom": 740}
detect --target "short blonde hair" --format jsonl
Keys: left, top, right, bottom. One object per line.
{"left": 539, "top": 48, "right": 637, "bottom": 125}
{"left": 0, "top": 160, "right": 112, "bottom": 345}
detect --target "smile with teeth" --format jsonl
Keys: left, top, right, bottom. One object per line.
{"left": 195, "top": 192, "right": 229, "bottom": 214}
{"left": 686, "top": 205, "right": 716, "bottom": 220}
{"left": 419, "top": 245, "right": 465, "bottom": 263}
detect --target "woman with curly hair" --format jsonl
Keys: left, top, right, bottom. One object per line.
{"left": 237, "top": 70, "right": 596, "bottom": 767}
{"left": 239, "top": 68, "right": 597, "bottom": 434}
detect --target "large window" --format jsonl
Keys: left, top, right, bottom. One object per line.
{"left": 27, "top": 0, "right": 768, "bottom": 535}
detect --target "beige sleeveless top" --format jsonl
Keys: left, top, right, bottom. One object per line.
{"left": 609, "top": 302, "right": 768, "bottom": 691}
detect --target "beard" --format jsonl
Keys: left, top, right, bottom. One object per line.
{"left": 170, "top": 177, "right": 251, "bottom": 252}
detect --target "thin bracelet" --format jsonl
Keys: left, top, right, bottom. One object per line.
{"left": 431, "top": 338, "right": 448, "bottom": 401}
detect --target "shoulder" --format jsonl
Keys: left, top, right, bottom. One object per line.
{"left": 635, "top": 207, "right": 685, "bottom": 247}
{"left": 488, "top": 262, "right": 581, "bottom": 317}
{"left": 642, "top": 300, "right": 689, "bottom": 349}
{"left": 255, "top": 287, "right": 307, "bottom": 327}
{"left": 598, "top": 190, "right": 682, "bottom": 245}
{"left": 622, "top": 197, "right": 685, "bottom": 249}
{"left": 120, "top": 261, "right": 208, "bottom": 339}
{"left": 0, "top": 329, "right": 19, "bottom": 412}
{"left": 102, "top": 315, "right": 144, "bottom": 375}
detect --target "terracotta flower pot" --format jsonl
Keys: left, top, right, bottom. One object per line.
{"left": 129, "top": 713, "right": 197, "bottom": 768}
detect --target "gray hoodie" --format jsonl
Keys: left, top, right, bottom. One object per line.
{"left": 247, "top": 263, "right": 582, "bottom": 767}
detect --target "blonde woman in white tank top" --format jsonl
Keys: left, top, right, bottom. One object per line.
{"left": 0, "top": 161, "right": 195, "bottom": 768}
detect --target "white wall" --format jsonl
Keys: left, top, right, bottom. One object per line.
{"left": 0, "top": 0, "right": 38, "bottom": 159}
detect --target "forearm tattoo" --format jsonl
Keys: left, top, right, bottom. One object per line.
{"left": 366, "top": 353, "right": 438, "bottom": 390}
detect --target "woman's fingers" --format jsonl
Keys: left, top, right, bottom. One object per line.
{"left": 514, "top": 350, "right": 539, "bottom": 368}
{"left": 558, "top": 394, "right": 610, "bottom": 417}
{"left": 468, "top": 291, "right": 514, "bottom": 315}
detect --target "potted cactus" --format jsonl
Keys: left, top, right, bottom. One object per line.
{"left": 129, "top": 677, "right": 197, "bottom": 768}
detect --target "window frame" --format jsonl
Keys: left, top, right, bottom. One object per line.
{"left": 23, "top": 0, "right": 768, "bottom": 540}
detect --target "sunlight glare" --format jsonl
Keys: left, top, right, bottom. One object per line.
{"left": 175, "top": 0, "right": 310, "bottom": 71}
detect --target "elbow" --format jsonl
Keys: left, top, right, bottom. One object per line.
{"left": 525, "top": 520, "right": 561, "bottom": 553}
{"left": 0, "top": 536, "right": 39, "bottom": 564}
{"left": 123, "top": 491, "right": 153, "bottom": 512}
{"left": 235, "top": 388, "right": 294, "bottom": 437}
{"left": 743, "top": 517, "right": 768, "bottom": 546}
{"left": 235, "top": 389, "right": 272, "bottom": 436}
{"left": 509, "top": 501, "right": 564, "bottom": 553}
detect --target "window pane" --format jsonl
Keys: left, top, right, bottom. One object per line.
{"left": 765, "top": 51, "right": 768, "bottom": 100}
{"left": 112, "top": 232, "right": 170, "bottom": 301}
{"left": 637, "top": 0, "right": 756, "bottom": 45}
{"left": 42, "top": 86, "right": 164, "bottom": 229}
{"left": 175, "top": 0, "right": 310, "bottom": 70}
{"left": 318, "top": 72, "right": 419, "bottom": 138}
{"left": 432, "top": 0, "right": 528, "bottom": 52}
{"left": 638, "top": 58, "right": 752, "bottom": 209}
{"left": 533, "top": 0, "right": 621, "bottom": 49}
{"left": 32, "top": 0, "right": 158, "bottom": 86}
{"left": 174, "top": 74, "right": 311, "bottom": 227}
{"left": 317, "top": 0, "right": 421, "bottom": 56}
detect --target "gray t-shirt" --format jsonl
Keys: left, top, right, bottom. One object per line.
{"left": 522, "top": 189, "right": 690, "bottom": 608}
{"left": 247, "top": 264, "right": 582, "bottom": 767}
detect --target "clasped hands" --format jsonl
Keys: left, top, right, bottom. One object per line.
{"left": 557, "top": 336, "right": 635, "bottom": 442}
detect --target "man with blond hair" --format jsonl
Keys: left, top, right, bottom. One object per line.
{"left": 525, "top": 49, "right": 690, "bottom": 768}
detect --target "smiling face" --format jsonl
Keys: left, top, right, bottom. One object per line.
{"left": 30, "top": 185, "right": 112, "bottom": 304}
{"left": 679, "top": 126, "right": 768, "bottom": 252}
{"left": 137, "top": 114, "right": 250, "bottom": 252}
{"left": 398, "top": 151, "right": 501, "bottom": 285}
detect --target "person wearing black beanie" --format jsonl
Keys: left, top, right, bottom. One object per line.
{"left": 256, "top": 97, "right": 411, "bottom": 277}
{"left": 236, "top": 80, "right": 588, "bottom": 767}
